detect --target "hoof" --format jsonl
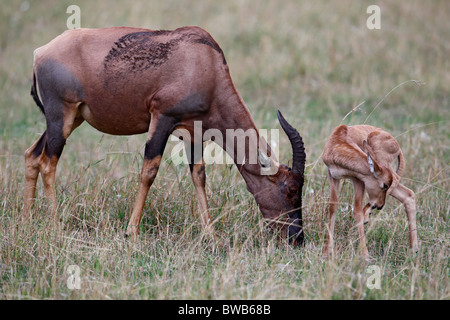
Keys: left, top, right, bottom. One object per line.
{"left": 125, "top": 226, "right": 139, "bottom": 240}
{"left": 361, "top": 250, "right": 370, "bottom": 261}
{"left": 322, "top": 247, "right": 333, "bottom": 259}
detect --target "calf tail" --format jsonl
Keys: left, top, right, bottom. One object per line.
{"left": 397, "top": 149, "right": 405, "bottom": 176}
{"left": 31, "top": 72, "right": 45, "bottom": 114}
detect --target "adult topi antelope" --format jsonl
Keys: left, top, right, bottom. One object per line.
{"left": 24, "top": 26, "right": 306, "bottom": 245}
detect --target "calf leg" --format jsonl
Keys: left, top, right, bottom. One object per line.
{"left": 352, "top": 178, "right": 369, "bottom": 259}
{"left": 125, "top": 114, "right": 175, "bottom": 239}
{"left": 389, "top": 183, "right": 418, "bottom": 252}
{"left": 363, "top": 203, "right": 372, "bottom": 224}
{"left": 323, "top": 169, "right": 340, "bottom": 257}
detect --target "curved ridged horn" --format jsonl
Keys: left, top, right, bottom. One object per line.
{"left": 277, "top": 110, "right": 306, "bottom": 175}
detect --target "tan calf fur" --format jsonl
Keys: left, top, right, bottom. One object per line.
{"left": 322, "top": 124, "right": 418, "bottom": 259}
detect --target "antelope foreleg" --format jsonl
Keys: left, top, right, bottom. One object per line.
{"left": 125, "top": 114, "right": 175, "bottom": 240}
{"left": 190, "top": 161, "right": 213, "bottom": 235}
{"left": 186, "top": 141, "right": 213, "bottom": 235}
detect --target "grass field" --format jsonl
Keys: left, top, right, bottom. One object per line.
{"left": 0, "top": 0, "right": 448, "bottom": 300}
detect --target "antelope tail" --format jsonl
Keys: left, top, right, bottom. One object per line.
{"left": 397, "top": 149, "right": 405, "bottom": 176}
{"left": 31, "top": 72, "right": 45, "bottom": 114}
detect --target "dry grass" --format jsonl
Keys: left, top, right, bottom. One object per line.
{"left": 0, "top": 0, "right": 448, "bottom": 299}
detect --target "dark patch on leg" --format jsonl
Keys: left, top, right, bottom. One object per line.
{"left": 45, "top": 128, "right": 66, "bottom": 159}
{"left": 32, "top": 126, "right": 65, "bottom": 159}
{"left": 34, "top": 59, "right": 83, "bottom": 159}
{"left": 36, "top": 59, "right": 85, "bottom": 104}
{"left": 187, "top": 142, "right": 204, "bottom": 172}
{"left": 30, "top": 128, "right": 64, "bottom": 160}
{"left": 144, "top": 115, "right": 178, "bottom": 160}
{"left": 32, "top": 130, "right": 47, "bottom": 157}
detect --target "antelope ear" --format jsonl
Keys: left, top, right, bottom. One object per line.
{"left": 363, "top": 140, "right": 382, "bottom": 178}
{"left": 387, "top": 173, "right": 400, "bottom": 195}
{"left": 362, "top": 140, "right": 370, "bottom": 153}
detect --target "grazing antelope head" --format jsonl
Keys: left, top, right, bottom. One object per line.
{"left": 322, "top": 124, "right": 417, "bottom": 259}
{"left": 24, "top": 26, "right": 306, "bottom": 246}
{"left": 245, "top": 111, "right": 306, "bottom": 246}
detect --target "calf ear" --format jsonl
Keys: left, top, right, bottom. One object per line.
{"left": 362, "top": 140, "right": 382, "bottom": 178}
{"left": 387, "top": 173, "right": 400, "bottom": 195}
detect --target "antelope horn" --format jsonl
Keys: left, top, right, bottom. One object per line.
{"left": 277, "top": 110, "right": 306, "bottom": 176}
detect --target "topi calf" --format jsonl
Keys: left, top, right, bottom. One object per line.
{"left": 322, "top": 124, "right": 418, "bottom": 259}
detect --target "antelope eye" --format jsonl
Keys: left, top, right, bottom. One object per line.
{"left": 382, "top": 183, "right": 389, "bottom": 190}
{"left": 288, "top": 186, "right": 297, "bottom": 194}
